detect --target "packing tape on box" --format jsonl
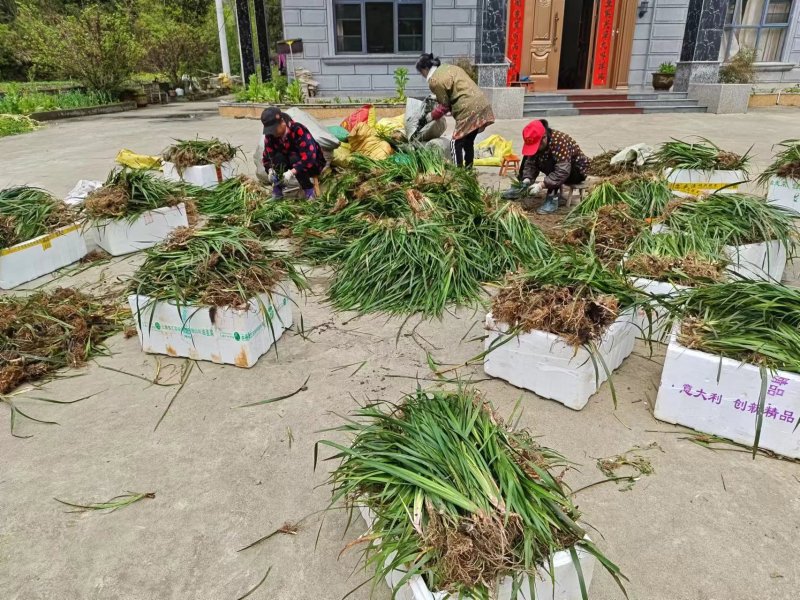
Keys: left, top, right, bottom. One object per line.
{"left": 0, "top": 224, "right": 80, "bottom": 257}
{"left": 668, "top": 182, "right": 739, "bottom": 194}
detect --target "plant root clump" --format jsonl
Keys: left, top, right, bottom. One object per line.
{"left": 625, "top": 253, "right": 725, "bottom": 285}
{"left": 776, "top": 160, "right": 800, "bottom": 179}
{"left": 84, "top": 186, "right": 130, "bottom": 219}
{"left": 492, "top": 281, "right": 620, "bottom": 346}
{"left": 561, "top": 204, "right": 644, "bottom": 262}
{"left": 716, "top": 151, "right": 745, "bottom": 170}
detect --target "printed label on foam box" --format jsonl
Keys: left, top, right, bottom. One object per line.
{"left": 483, "top": 311, "right": 636, "bottom": 410}
{"left": 767, "top": 177, "right": 800, "bottom": 212}
{"left": 0, "top": 223, "right": 87, "bottom": 289}
{"left": 129, "top": 284, "right": 294, "bottom": 368}
{"left": 655, "top": 333, "right": 800, "bottom": 459}
{"left": 357, "top": 505, "right": 595, "bottom": 600}
{"left": 664, "top": 168, "right": 747, "bottom": 197}
{"left": 162, "top": 161, "right": 236, "bottom": 189}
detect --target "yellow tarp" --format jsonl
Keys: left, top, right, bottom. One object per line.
{"left": 332, "top": 143, "right": 352, "bottom": 168}
{"left": 115, "top": 149, "right": 162, "bottom": 170}
{"left": 348, "top": 122, "right": 393, "bottom": 161}
{"left": 473, "top": 135, "right": 514, "bottom": 167}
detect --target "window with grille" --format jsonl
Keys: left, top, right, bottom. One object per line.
{"left": 334, "top": 0, "right": 424, "bottom": 54}
{"left": 722, "top": 0, "right": 794, "bottom": 62}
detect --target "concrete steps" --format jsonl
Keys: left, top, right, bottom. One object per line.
{"left": 522, "top": 92, "right": 707, "bottom": 117}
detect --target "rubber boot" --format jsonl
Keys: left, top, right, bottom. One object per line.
{"left": 536, "top": 194, "right": 559, "bottom": 215}
{"left": 501, "top": 186, "right": 524, "bottom": 201}
{"left": 271, "top": 185, "right": 284, "bottom": 200}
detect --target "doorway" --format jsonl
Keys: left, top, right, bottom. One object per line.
{"left": 557, "top": 0, "right": 596, "bottom": 89}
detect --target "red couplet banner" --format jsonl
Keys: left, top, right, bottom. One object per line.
{"left": 506, "top": 0, "right": 526, "bottom": 85}
{"left": 592, "top": 0, "right": 617, "bottom": 87}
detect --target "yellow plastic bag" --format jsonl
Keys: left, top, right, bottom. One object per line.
{"left": 115, "top": 149, "right": 162, "bottom": 170}
{"left": 332, "top": 143, "right": 353, "bottom": 168}
{"left": 375, "top": 113, "right": 405, "bottom": 137}
{"left": 348, "top": 123, "right": 393, "bottom": 161}
{"left": 472, "top": 135, "right": 514, "bottom": 167}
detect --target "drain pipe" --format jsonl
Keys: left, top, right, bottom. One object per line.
{"left": 215, "top": 0, "right": 232, "bottom": 77}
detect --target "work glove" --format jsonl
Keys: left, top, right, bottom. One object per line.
{"left": 527, "top": 182, "right": 543, "bottom": 196}
{"left": 267, "top": 168, "right": 278, "bottom": 184}
{"left": 521, "top": 178, "right": 531, "bottom": 187}
{"left": 283, "top": 170, "right": 295, "bottom": 184}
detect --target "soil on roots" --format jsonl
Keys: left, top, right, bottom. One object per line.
{"left": 561, "top": 204, "right": 644, "bottom": 262}
{"left": 777, "top": 160, "right": 800, "bottom": 179}
{"left": 492, "top": 282, "right": 620, "bottom": 346}
{"left": 626, "top": 253, "right": 725, "bottom": 285}
{"left": 84, "top": 186, "right": 130, "bottom": 219}
{"left": 716, "top": 151, "right": 745, "bottom": 170}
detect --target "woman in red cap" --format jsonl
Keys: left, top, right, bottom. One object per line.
{"left": 415, "top": 53, "right": 494, "bottom": 169}
{"left": 261, "top": 106, "right": 325, "bottom": 200}
{"left": 505, "top": 119, "right": 589, "bottom": 214}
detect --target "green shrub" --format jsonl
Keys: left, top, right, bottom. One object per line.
{"left": 393, "top": 66, "right": 409, "bottom": 100}
{"left": 719, "top": 48, "right": 756, "bottom": 84}
{"left": 0, "top": 84, "right": 114, "bottom": 114}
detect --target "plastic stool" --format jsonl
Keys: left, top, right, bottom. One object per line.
{"left": 563, "top": 181, "right": 590, "bottom": 207}
{"left": 499, "top": 154, "right": 521, "bottom": 177}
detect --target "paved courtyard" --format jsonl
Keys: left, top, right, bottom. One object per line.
{"left": 1, "top": 101, "right": 799, "bottom": 600}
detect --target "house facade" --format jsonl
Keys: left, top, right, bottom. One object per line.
{"left": 281, "top": 0, "right": 800, "bottom": 95}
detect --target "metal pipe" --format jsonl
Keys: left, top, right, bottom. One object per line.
{"left": 215, "top": 0, "right": 232, "bottom": 76}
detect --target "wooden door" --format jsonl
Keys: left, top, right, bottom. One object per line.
{"left": 609, "top": 0, "right": 637, "bottom": 89}
{"left": 520, "top": 0, "right": 566, "bottom": 91}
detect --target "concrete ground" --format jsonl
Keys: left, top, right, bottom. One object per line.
{"left": 1, "top": 100, "right": 799, "bottom": 600}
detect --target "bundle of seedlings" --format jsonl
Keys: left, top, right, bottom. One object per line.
{"left": 668, "top": 281, "right": 800, "bottom": 372}
{"left": 491, "top": 250, "right": 641, "bottom": 346}
{"left": 162, "top": 138, "right": 238, "bottom": 173}
{"left": 566, "top": 176, "right": 672, "bottom": 222}
{"left": 197, "top": 176, "right": 299, "bottom": 237}
{"left": 83, "top": 168, "right": 190, "bottom": 221}
{"left": 131, "top": 225, "right": 306, "bottom": 311}
{"left": 0, "top": 186, "right": 76, "bottom": 248}
{"left": 561, "top": 203, "right": 645, "bottom": 264}
{"left": 0, "top": 288, "right": 126, "bottom": 394}
{"left": 320, "top": 387, "right": 626, "bottom": 599}
{"left": 660, "top": 192, "right": 797, "bottom": 251}
{"left": 757, "top": 139, "right": 800, "bottom": 185}
{"left": 625, "top": 231, "right": 727, "bottom": 286}
{"left": 652, "top": 138, "right": 751, "bottom": 172}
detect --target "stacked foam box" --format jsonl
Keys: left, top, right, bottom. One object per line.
{"left": 664, "top": 168, "right": 746, "bottom": 198}
{"left": 93, "top": 204, "right": 189, "bottom": 256}
{"left": 128, "top": 284, "right": 293, "bottom": 367}
{"left": 724, "top": 240, "right": 786, "bottom": 282}
{"left": 0, "top": 224, "right": 87, "bottom": 289}
{"left": 162, "top": 162, "right": 235, "bottom": 189}
{"left": 483, "top": 311, "right": 636, "bottom": 410}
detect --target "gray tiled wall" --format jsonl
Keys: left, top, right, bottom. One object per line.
{"left": 281, "top": 0, "right": 479, "bottom": 96}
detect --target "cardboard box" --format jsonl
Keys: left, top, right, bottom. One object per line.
{"left": 162, "top": 161, "right": 235, "bottom": 188}
{"left": 767, "top": 176, "right": 800, "bottom": 213}
{"left": 483, "top": 312, "right": 636, "bottom": 410}
{"left": 0, "top": 223, "right": 87, "bottom": 289}
{"left": 655, "top": 333, "right": 800, "bottom": 459}
{"left": 358, "top": 505, "right": 596, "bottom": 600}
{"left": 128, "top": 285, "right": 293, "bottom": 367}
{"left": 93, "top": 204, "right": 189, "bottom": 256}
{"left": 724, "top": 240, "right": 786, "bottom": 282}
{"left": 664, "top": 168, "right": 747, "bottom": 198}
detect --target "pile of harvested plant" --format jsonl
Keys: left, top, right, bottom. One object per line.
{"left": 131, "top": 225, "right": 306, "bottom": 309}
{"left": 757, "top": 139, "right": 800, "bottom": 184}
{"left": 561, "top": 203, "right": 644, "bottom": 263}
{"left": 0, "top": 186, "right": 76, "bottom": 248}
{"left": 660, "top": 192, "right": 797, "bottom": 250}
{"left": 586, "top": 149, "right": 656, "bottom": 177}
{"left": 491, "top": 250, "right": 642, "bottom": 346}
{"left": 320, "top": 387, "right": 626, "bottom": 599}
{"left": 625, "top": 231, "right": 727, "bottom": 285}
{"left": 0, "top": 288, "right": 127, "bottom": 394}
{"left": 566, "top": 176, "right": 673, "bottom": 221}
{"left": 163, "top": 138, "right": 238, "bottom": 173}
{"left": 652, "top": 138, "right": 751, "bottom": 171}
{"left": 196, "top": 176, "right": 299, "bottom": 237}
{"left": 297, "top": 148, "right": 550, "bottom": 316}
{"left": 669, "top": 281, "right": 800, "bottom": 372}
{"left": 83, "top": 168, "right": 191, "bottom": 221}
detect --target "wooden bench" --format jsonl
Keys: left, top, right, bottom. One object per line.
{"left": 563, "top": 181, "right": 590, "bottom": 207}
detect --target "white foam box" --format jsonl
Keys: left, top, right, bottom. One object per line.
{"left": 483, "top": 311, "right": 636, "bottom": 410}
{"left": 93, "top": 204, "right": 188, "bottom": 256}
{"left": 767, "top": 176, "right": 800, "bottom": 213}
{"left": 664, "top": 168, "right": 747, "bottom": 198}
{"left": 654, "top": 333, "right": 800, "bottom": 459}
{"left": 724, "top": 239, "right": 786, "bottom": 281}
{"left": 128, "top": 284, "right": 293, "bottom": 367}
{"left": 162, "top": 161, "right": 235, "bottom": 189}
{"left": 0, "top": 223, "right": 87, "bottom": 289}
{"left": 358, "top": 505, "right": 595, "bottom": 600}
{"left": 630, "top": 277, "right": 686, "bottom": 342}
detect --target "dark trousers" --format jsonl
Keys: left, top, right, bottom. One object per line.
{"left": 274, "top": 157, "right": 322, "bottom": 190}
{"left": 451, "top": 129, "right": 480, "bottom": 168}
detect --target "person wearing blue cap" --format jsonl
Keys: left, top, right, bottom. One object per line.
{"left": 261, "top": 107, "right": 325, "bottom": 200}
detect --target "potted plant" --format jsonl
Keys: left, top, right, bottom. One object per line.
{"left": 319, "top": 387, "right": 628, "bottom": 599}
{"left": 652, "top": 62, "right": 676, "bottom": 91}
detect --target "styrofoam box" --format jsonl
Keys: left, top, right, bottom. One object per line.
{"left": 162, "top": 161, "right": 235, "bottom": 188}
{"left": 664, "top": 168, "right": 746, "bottom": 198}
{"left": 128, "top": 284, "right": 293, "bottom": 367}
{"left": 358, "top": 505, "right": 595, "bottom": 600}
{"left": 93, "top": 204, "right": 188, "bottom": 256}
{"left": 724, "top": 239, "right": 786, "bottom": 282}
{"left": 655, "top": 332, "right": 800, "bottom": 459}
{"left": 0, "top": 223, "right": 87, "bottom": 289}
{"left": 483, "top": 311, "right": 636, "bottom": 410}
{"left": 767, "top": 176, "right": 800, "bottom": 212}
{"left": 630, "top": 277, "right": 686, "bottom": 342}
